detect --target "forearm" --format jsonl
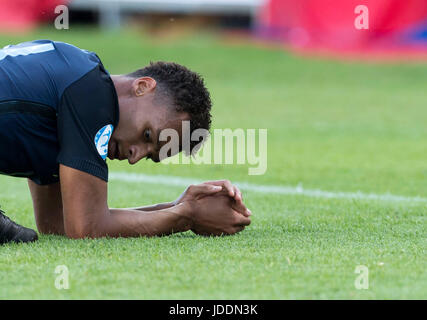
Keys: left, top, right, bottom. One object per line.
{"left": 92, "top": 203, "right": 192, "bottom": 238}
{"left": 28, "top": 180, "right": 65, "bottom": 235}
{"left": 125, "top": 201, "right": 175, "bottom": 212}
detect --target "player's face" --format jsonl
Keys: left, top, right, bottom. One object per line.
{"left": 108, "top": 96, "right": 189, "bottom": 165}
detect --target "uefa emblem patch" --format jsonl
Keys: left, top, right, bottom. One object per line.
{"left": 94, "top": 124, "right": 113, "bottom": 160}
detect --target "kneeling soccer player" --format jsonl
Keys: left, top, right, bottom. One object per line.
{"left": 0, "top": 40, "right": 251, "bottom": 244}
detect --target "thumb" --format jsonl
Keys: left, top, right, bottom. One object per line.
{"left": 193, "top": 184, "right": 222, "bottom": 196}
{"left": 206, "top": 185, "right": 223, "bottom": 193}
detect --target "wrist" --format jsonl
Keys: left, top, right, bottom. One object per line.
{"left": 174, "top": 201, "right": 195, "bottom": 232}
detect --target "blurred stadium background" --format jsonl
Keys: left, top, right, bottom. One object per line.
{"left": 3, "top": 0, "right": 427, "bottom": 56}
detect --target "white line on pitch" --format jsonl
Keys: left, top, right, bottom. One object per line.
{"left": 109, "top": 172, "right": 427, "bottom": 204}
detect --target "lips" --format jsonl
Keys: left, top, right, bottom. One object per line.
{"left": 107, "top": 141, "right": 127, "bottom": 161}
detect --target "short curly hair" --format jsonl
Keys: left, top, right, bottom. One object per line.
{"left": 127, "top": 61, "right": 212, "bottom": 155}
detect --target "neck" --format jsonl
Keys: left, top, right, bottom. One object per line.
{"left": 111, "top": 75, "right": 135, "bottom": 120}
{"left": 111, "top": 75, "right": 132, "bottom": 97}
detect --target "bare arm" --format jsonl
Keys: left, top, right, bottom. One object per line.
{"left": 28, "top": 179, "right": 178, "bottom": 235}
{"left": 28, "top": 180, "right": 65, "bottom": 235}
{"left": 126, "top": 181, "right": 251, "bottom": 216}
{"left": 59, "top": 164, "right": 250, "bottom": 239}
{"left": 59, "top": 165, "right": 193, "bottom": 238}
{"left": 123, "top": 202, "right": 174, "bottom": 212}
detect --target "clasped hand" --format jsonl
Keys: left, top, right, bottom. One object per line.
{"left": 173, "top": 180, "right": 252, "bottom": 236}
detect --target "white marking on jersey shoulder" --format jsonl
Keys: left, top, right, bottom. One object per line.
{"left": 0, "top": 43, "right": 55, "bottom": 61}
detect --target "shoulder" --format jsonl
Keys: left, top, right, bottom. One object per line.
{"left": 59, "top": 64, "right": 119, "bottom": 128}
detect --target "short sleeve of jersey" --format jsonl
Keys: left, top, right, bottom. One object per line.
{"left": 57, "top": 64, "right": 119, "bottom": 182}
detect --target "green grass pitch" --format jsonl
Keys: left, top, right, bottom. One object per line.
{"left": 0, "top": 27, "right": 426, "bottom": 299}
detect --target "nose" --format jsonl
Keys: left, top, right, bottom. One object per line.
{"left": 128, "top": 146, "right": 145, "bottom": 165}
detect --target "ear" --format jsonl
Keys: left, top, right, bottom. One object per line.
{"left": 132, "top": 77, "right": 157, "bottom": 97}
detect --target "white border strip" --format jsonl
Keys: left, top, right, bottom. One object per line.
{"left": 109, "top": 172, "right": 427, "bottom": 204}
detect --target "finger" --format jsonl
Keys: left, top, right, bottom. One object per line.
{"left": 223, "top": 180, "right": 235, "bottom": 197}
{"left": 233, "top": 185, "right": 242, "bottom": 201}
{"left": 233, "top": 213, "right": 251, "bottom": 227}
{"left": 190, "top": 184, "right": 222, "bottom": 197}
{"left": 234, "top": 226, "right": 245, "bottom": 234}
{"left": 204, "top": 180, "right": 235, "bottom": 197}
{"left": 232, "top": 186, "right": 251, "bottom": 216}
{"left": 231, "top": 200, "right": 249, "bottom": 217}
{"left": 200, "top": 181, "right": 251, "bottom": 216}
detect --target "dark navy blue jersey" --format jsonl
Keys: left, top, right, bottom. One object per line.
{"left": 0, "top": 40, "right": 119, "bottom": 185}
